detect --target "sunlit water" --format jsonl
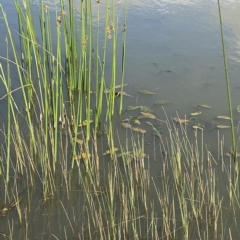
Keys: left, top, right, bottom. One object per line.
{"left": 1, "top": 0, "right": 240, "bottom": 238}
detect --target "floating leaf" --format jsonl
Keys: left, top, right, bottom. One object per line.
{"left": 216, "top": 125, "right": 230, "bottom": 129}
{"left": 139, "top": 90, "right": 156, "bottom": 95}
{"left": 115, "top": 92, "right": 132, "bottom": 98}
{"left": 122, "top": 92, "right": 133, "bottom": 97}
{"left": 198, "top": 104, "right": 212, "bottom": 109}
{"left": 155, "top": 100, "right": 171, "bottom": 105}
{"left": 173, "top": 118, "right": 189, "bottom": 124}
{"left": 134, "top": 120, "right": 141, "bottom": 125}
{"left": 105, "top": 89, "right": 132, "bottom": 98}
{"left": 190, "top": 111, "right": 201, "bottom": 116}
{"left": 129, "top": 116, "right": 140, "bottom": 121}
{"left": 115, "top": 84, "right": 128, "bottom": 89}
{"left": 192, "top": 125, "right": 202, "bottom": 130}
{"left": 105, "top": 84, "right": 128, "bottom": 93}
{"left": 132, "top": 127, "right": 146, "bottom": 133}
{"left": 237, "top": 105, "right": 240, "bottom": 113}
{"left": 122, "top": 116, "right": 139, "bottom": 122}
{"left": 140, "top": 112, "right": 156, "bottom": 119}
{"left": 121, "top": 122, "right": 132, "bottom": 128}
{"left": 128, "top": 106, "right": 141, "bottom": 111}
{"left": 103, "top": 148, "right": 119, "bottom": 155}
{"left": 140, "top": 106, "right": 154, "bottom": 113}
{"left": 192, "top": 123, "right": 205, "bottom": 130}
{"left": 216, "top": 116, "right": 231, "bottom": 120}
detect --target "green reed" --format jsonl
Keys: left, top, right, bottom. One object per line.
{"left": 119, "top": 1, "right": 128, "bottom": 114}
{"left": 217, "top": 0, "right": 237, "bottom": 170}
{"left": 0, "top": 1, "right": 126, "bottom": 212}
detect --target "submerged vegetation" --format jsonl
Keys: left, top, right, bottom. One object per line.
{"left": 0, "top": 0, "right": 239, "bottom": 239}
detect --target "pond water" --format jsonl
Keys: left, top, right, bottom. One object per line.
{"left": 0, "top": 0, "right": 240, "bottom": 239}
{"left": 1, "top": 1, "right": 240, "bottom": 127}
{"left": 16, "top": 3, "right": 240, "bottom": 119}
{"left": 125, "top": 0, "right": 240, "bottom": 112}
{"left": 1, "top": 0, "right": 240, "bottom": 109}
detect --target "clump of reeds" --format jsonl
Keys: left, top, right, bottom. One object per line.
{"left": 0, "top": 0, "right": 240, "bottom": 239}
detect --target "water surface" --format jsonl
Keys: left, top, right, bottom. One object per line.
{"left": 1, "top": 0, "right": 240, "bottom": 238}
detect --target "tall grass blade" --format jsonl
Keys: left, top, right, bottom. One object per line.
{"left": 217, "top": 0, "right": 237, "bottom": 168}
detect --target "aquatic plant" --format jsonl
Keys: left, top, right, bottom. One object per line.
{"left": 217, "top": 0, "right": 237, "bottom": 173}
{"left": 0, "top": 0, "right": 239, "bottom": 239}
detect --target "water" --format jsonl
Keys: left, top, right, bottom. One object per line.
{"left": 1, "top": 0, "right": 240, "bottom": 239}
{"left": 125, "top": 0, "right": 240, "bottom": 111}
{"left": 1, "top": 0, "right": 240, "bottom": 113}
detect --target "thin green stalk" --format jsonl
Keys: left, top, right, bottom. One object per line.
{"left": 119, "top": 0, "right": 128, "bottom": 114}
{"left": 1, "top": 3, "right": 36, "bottom": 153}
{"left": 95, "top": 1, "right": 110, "bottom": 132}
{"left": 52, "top": 17, "right": 62, "bottom": 170}
{"left": 217, "top": 0, "right": 236, "bottom": 164}
{"left": 86, "top": 0, "right": 93, "bottom": 143}
{"left": 95, "top": 5, "right": 100, "bottom": 110}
